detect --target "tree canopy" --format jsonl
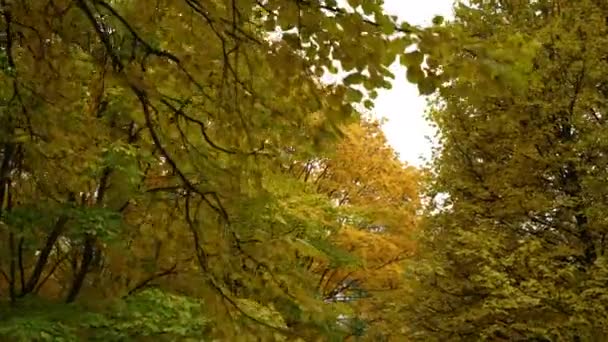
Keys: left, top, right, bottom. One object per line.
{"left": 4, "top": 0, "right": 608, "bottom": 340}
{"left": 404, "top": 0, "right": 608, "bottom": 340}
{"left": 0, "top": 0, "right": 429, "bottom": 340}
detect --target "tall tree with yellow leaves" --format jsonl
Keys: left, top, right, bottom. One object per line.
{"left": 295, "top": 118, "right": 421, "bottom": 340}
{"left": 404, "top": 0, "right": 608, "bottom": 339}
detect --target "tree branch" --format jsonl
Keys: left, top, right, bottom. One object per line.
{"left": 125, "top": 263, "right": 178, "bottom": 296}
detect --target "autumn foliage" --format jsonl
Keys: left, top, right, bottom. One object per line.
{"left": 3, "top": 0, "right": 607, "bottom": 340}
{"left": 0, "top": 0, "right": 426, "bottom": 340}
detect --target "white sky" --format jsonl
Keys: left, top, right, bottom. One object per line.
{"left": 375, "top": 0, "right": 454, "bottom": 166}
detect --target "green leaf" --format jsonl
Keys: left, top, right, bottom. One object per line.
{"left": 343, "top": 73, "right": 364, "bottom": 86}
{"left": 402, "top": 51, "right": 424, "bottom": 67}
{"left": 417, "top": 77, "right": 436, "bottom": 95}
{"left": 406, "top": 66, "right": 425, "bottom": 83}
{"left": 346, "top": 88, "right": 364, "bottom": 103}
{"left": 432, "top": 15, "right": 444, "bottom": 25}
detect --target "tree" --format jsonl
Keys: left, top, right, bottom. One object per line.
{"left": 0, "top": 0, "right": 433, "bottom": 340}
{"left": 404, "top": 0, "right": 608, "bottom": 340}
{"left": 294, "top": 118, "right": 421, "bottom": 340}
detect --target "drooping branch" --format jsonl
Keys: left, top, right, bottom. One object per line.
{"left": 135, "top": 87, "right": 229, "bottom": 222}
{"left": 75, "top": 0, "right": 124, "bottom": 71}
{"left": 160, "top": 98, "right": 267, "bottom": 156}
{"left": 159, "top": 99, "right": 237, "bottom": 155}
{"left": 80, "top": 0, "right": 233, "bottom": 226}
{"left": 125, "top": 263, "right": 178, "bottom": 296}
{"left": 184, "top": 194, "right": 301, "bottom": 338}
{"left": 91, "top": 0, "right": 179, "bottom": 64}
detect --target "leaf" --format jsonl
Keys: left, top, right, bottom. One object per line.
{"left": 402, "top": 51, "right": 424, "bottom": 67}
{"left": 432, "top": 15, "right": 444, "bottom": 25}
{"left": 346, "top": 88, "right": 363, "bottom": 103}
{"left": 343, "top": 73, "right": 364, "bottom": 86}
{"left": 235, "top": 299, "right": 288, "bottom": 330}
{"left": 417, "top": 77, "right": 436, "bottom": 95}
{"left": 406, "top": 66, "right": 425, "bottom": 83}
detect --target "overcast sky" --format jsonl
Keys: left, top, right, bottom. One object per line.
{"left": 374, "top": 0, "right": 454, "bottom": 166}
